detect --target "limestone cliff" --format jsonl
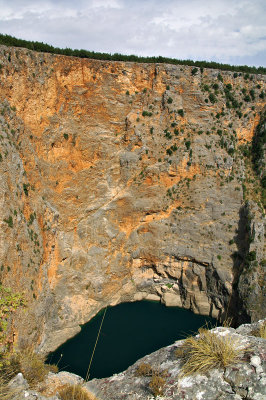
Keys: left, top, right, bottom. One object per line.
{"left": 0, "top": 45, "right": 265, "bottom": 353}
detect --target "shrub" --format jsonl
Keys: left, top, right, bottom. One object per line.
{"left": 217, "top": 73, "right": 223, "bottom": 82}
{"left": 209, "top": 93, "right": 217, "bottom": 103}
{"left": 0, "top": 285, "right": 24, "bottom": 345}
{"left": 59, "top": 384, "right": 98, "bottom": 400}
{"left": 3, "top": 216, "right": 13, "bottom": 228}
{"left": 142, "top": 110, "right": 152, "bottom": 117}
{"left": 63, "top": 133, "right": 69, "bottom": 140}
{"left": 185, "top": 140, "right": 191, "bottom": 150}
{"left": 177, "top": 109, "right": 184, "bottom": 117}
{"left": 249, "top": 89, "right": 255, "bottom": 100}
{"left": 246, "top": 251, "right": 256, "bottom": 262}
{"left": 167, "top": 97, "right": 173, "bottom": 104}
{"left": 177, "top": 329, "right": 246, "bottom": 376}
{"left": 191, "top": 67, "right": 198, "bottom": 76}
{"left": 23, "top": 183, "right": 29, "bottom": 196}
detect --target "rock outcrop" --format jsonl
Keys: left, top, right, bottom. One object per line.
{"left": 85, "top": 320, "right": 266, "bottom": 400}
{"left": 7, "top": 320, "right": 266, "bottom": 400}
{"left": 0, "top": 45, "right": 265, "bottom": 353}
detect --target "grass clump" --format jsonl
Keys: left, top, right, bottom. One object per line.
{"left": 136, "top": 362, "right": 153, "bottom": 376}
{"left": 135, "top": 363, "right": 168, "bottom": 397}
{"left": 19, "top": 351, "right": 54, "bottom": 386}
{"left": 258, "top": 321, "right": 266, "bottom": 339}
{"left": 149, "top": 372, "right": 166, "bottom": 397}
{"left": 59, "top": 384, "right": 98, "bottom": 400}
{"left": 0, "top": 350, "right": 58, "bottom": 389}
{"left": 0, "top": 376, "right": 20, "bottom": 400}
{"left": 176, "top": 328, "right": 245, "bottom": 376}
{"left": 251, "top": 320, "right": 266, "bottom": 339}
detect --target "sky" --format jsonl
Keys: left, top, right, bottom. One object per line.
{"left": 0, "top": 0, "right": 265, "bottom": 67}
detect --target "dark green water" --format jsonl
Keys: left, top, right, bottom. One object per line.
{"left": 48, "top": 301, "right": 215, "bottom": 379}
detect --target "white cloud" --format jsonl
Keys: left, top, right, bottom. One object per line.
{"left": 0, "top": 0, "right": 265, "bottom": 66}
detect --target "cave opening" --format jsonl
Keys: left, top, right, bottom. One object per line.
{"left": 48, "top": 300, "right": 215, "bottom": 380}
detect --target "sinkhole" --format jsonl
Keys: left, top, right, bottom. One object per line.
{"left": 48, "top": 301, "right": 215, "bottom": 379}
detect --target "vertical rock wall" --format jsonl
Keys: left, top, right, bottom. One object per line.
{"left": 0, "top": 45, "right": 265, "bottom": 353}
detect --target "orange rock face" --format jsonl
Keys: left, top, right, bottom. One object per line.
{"left": 0, "top": 45, "right": 265, "bottom": 352}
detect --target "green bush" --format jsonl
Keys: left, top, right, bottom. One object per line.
{"left": 3, "top": 216, "right": 13, "bottom": 228}
{"left": 142, "top": 110, "right": 152, "bottom": 117}
{"left": 177, "top": 109, "right": 184, "bottom": 117}
{"left": 209, "top": 93, "right": 217, "bottom": 103}
{"left": 185, "top": 140, "right": 191, "bottom": 150}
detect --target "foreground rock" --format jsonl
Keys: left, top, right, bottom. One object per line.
{"left": 85, "top": 320, "right": 266, "bottom": 400}
{"left": 8, "top": 320, "right": 266, "bottom": 400}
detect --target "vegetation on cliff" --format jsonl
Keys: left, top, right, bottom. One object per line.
{"left": 0, "top": 284, "right": 24, "bottom": 347}
{"left": 175, "top": 328, "right": 246, "bottom": 377}
{"left": 0, "top": 33, "right": 265, "bottom": 74}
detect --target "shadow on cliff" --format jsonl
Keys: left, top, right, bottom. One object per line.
{"left": 227, "top": 203, "right": 251, "bottom": 327}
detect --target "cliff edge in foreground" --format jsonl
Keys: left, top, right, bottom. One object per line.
{"left": 5, "top": 320, "right": 266, "bottom": 400}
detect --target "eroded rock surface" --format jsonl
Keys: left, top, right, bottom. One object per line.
{"left": 85, "top": 320, "right": 266, "bottom": 400}
{"left": 0, "top": 45, "right": 265, "bottom": 353}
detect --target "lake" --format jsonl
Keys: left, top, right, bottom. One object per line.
{"left": 48, "top": 300, "right": 215, "bottom": 379}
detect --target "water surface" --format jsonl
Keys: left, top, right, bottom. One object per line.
{"left": 49, "top": 301, "right": 215, "bottom": 379}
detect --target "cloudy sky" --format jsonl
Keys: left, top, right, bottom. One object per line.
{"left": 0, "top": 0, "right": 265, "bottom": 67}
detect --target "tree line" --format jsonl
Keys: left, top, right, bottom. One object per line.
{"left": 0, "top": 33, "right": 265, "bottom": 75}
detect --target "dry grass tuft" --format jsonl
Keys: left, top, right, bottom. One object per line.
{"left": 149, "top": 372, "right": 166, "bottom": 397}
{"left": 58, "top": 384, "right": 99, "bottom": 400}
{"left": 136, "top": 362, "right": 153, "bottom": 377}
{"left": 0, "top": 350, "right": 58, "bottom": 389}
{"left": 251, "top": 320, "right": 266, "bottom": 339}
{"left": 0, "top": 375, "right": 21, "bottom": 400}
{"left": 19, "top": 350, "right": 50, "bottom": 387}
{"left": 259, "top": 321, "right": 266, "bottom": 339}
{"left": 135, "top": 363, "right": 168, "bottom": 397}
{"left": 176, "top": 328, "right": 245, "bottom": 377}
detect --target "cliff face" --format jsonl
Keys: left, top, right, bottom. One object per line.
{"left": 0, "top": 45, "right": 265, "bottom": 353}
